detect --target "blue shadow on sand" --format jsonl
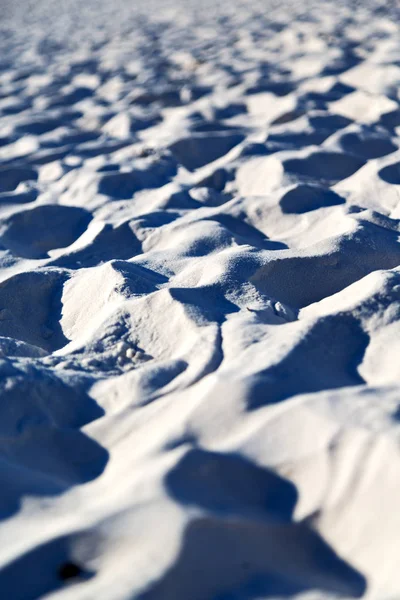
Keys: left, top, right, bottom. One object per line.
{"left": 138, "top": 449, "right": 366, "bottom": 600}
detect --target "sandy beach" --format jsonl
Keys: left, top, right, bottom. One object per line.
{"left": 0, "top": 0, "right": 400, "bottom": 598}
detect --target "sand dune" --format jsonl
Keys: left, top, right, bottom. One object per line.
{"left": 0, "top": 0, "right": 400, "bottom": 598}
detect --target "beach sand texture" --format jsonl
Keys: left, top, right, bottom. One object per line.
{"left": 0, "top": 0, "right": 400, "bottom": 598}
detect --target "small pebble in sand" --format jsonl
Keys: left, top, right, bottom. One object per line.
{"left": 126, "top": 347, "right": 136, "bottom": 359}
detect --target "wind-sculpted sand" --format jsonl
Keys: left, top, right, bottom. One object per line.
{"left": 0, "top": 0, "right": 400, "bottom": 597}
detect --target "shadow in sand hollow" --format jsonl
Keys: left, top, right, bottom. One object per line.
{"left": 0, "top": 205, "right": 92, "bottom": 259}
{"left": 0, "top": 363, "right": 108, "bottom": 597}
{"left": 0, "top": 532, "right": 96, "bottom": 600}
{"left": 280, "top": 184, "right": 345, "bottom": 214}
{"left": 169, "top": 133, "right": 245, "bottom": 171}
{"left": 0, "top": 166, "right": 37, "bottom": 193}
{"left": 338, "top": 131, "right": 397, "bottom": 160}
{"left": 138, "top": 449, "right": 366, "bottom": 600}
{"left": 244, "top": 314, "right": 369, "bottom": 409}
{"left": 0, "top": 361, "right": 108, "bottom": 521}
{"left": 378, "top": 162, "right": 400, "bottom": 185}
{"left": 0, "top": 269, "right": 70, "bottom": 352}
{"left": 250, "top": 219, "right": 400, "bottom": 308}
{"left": 169, "top": 286, "right": 240, "bottom": 324}
{"left": 50, "top": 222, "right": 142, "bottom": 269}
{"left": 283, "top": 152, "right": 365, "bottom": 185}
{"left": 209, "top": 214, "right": 288, "bottom": 250}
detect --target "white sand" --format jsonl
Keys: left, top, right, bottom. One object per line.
{"left": 0, "top": 0, "right": 400, "bottom": 597}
